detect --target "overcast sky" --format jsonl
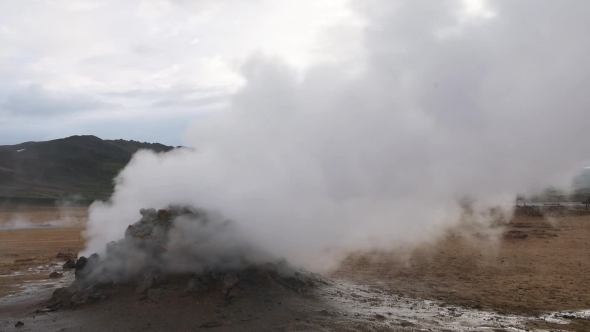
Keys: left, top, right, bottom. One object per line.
{"left": 0, "top": 0, "right": 368, "bottom": 145}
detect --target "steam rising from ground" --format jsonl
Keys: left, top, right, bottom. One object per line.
{"left": 0, "top": 215, "right": 34, "bottom": 229}
{"left": 0, "top": 200, "right": 87, "bottom": 229}
{"left": 84, "top": 0, "right": 590, "bottom": 272}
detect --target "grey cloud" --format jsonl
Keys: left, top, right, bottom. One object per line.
{"left": 102, "top": 84, "right": 230, "bottom": 109}
{"left": 2, "top": 84, "right": 112, "bottom": 117}
{"left": 152, "top": 93, "right": 228, "bottom": 108}
{"left": 131, "top": 44, "right": 162, "bottom": 56}
{"left": 79, "top": 54, "right": 116, "bottom": 66}
{"left": 103, "top": 85, "right": 226, "bottom": 99}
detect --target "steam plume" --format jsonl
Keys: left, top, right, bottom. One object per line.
{"left": 83, "top": 0, "right": 590, "bottom": 272}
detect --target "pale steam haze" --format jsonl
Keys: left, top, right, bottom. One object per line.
{"left": 28, "top": 0, "right": 583, "bottom": 271}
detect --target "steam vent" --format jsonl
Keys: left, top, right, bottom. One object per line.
{"left": 48, "top": 205, "right": 325, "bottom": 310}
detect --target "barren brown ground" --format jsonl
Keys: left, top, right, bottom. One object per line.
{"left": 0, "top": 206, "right": 86, "bottom": 296}
{"left": 2, "top": 205, "right": 590, "bottom": 331}
{"left": 0, "top": 204, "right": 87, "bottom": 226}
{"left": 335, "top": 211, "right": 590, "bottom": 317}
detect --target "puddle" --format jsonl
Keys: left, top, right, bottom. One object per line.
{"left": 1, "top": 261, "right": 74, "bottom": 298}
{"left": 321, "top": 280, "right": 579, "bottom": 331}
{"left": 21, "top": 262, "right": 64, "bottom": 274}
{"left": 2, "top": 271, "right": 74, "bottom": 300}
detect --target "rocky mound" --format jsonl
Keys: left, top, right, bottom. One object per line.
{"left": 47, "top": 206, "right": 326, "bottom": 311}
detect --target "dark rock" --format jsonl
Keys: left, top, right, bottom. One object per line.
{"left": 71, "top": 286, "right": 106, "bottom": 307}
{"left": 51, "top": 287, "right": 74, "bottom": 305}
{"left": 185, "top": 277, "right": 208, "bottom": 293}
{"left": 62, "top": 259, "right": 76, "bottom": 269}
{"left": 71, "top": 289, "right": 88, "bottom": 306}
{"left": 74, "top": 256, "right": 88, "bottom": 279}
{"left": 88, "top": 253, "right": 100, "bottom": 263}
{"left": 49, "top": 272, "right": 63, "bottom": 278}
{"left": 15, "top": 321, "right": 24, "bottom": 327}
{"left": 87, "top": 288, "right": 107, "bottom": 302}
{"left": 51, "top": 287, "right": 74, "bottom": 308}
{"left": 74, "top": 253, "right": 100, "bottom": 281}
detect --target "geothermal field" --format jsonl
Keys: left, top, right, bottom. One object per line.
{"left": 2, "top": 0, "right": 590, "bottom": 331}
{"left": 1, "top": 203, "right": 590, "bottom": 331}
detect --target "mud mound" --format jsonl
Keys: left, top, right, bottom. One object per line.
{"left": 48, "top": 262, "right": 325, "bottom": 311}
{"left": 45, "top": 205, "right": 326, "bottom": 312}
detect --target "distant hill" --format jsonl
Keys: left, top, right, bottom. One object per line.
{"left": 0, "top": 135, "right": 176, "bottom": 202}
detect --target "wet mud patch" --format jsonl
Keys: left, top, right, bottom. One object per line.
{"left": 320, "top": 280, "right": 590, "bottom": 331}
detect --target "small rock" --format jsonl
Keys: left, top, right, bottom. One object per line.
{"left": 185, "top": 277, "right": 208, "bottom": 293}
{"left": 49, "top": 272, "right": 63, "bottom": 279}
{"left": 15, "top": 321, "right": 24, "bottom": 327}
{"left": 62, "top": 260, "right": 76, "bottom": 269}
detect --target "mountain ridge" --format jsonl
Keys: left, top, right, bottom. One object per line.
{"left": 0, "top": 135, "right": 176, "bottom": 201}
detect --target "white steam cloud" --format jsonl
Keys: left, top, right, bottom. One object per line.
{"left": 83, "top": 0, "right": 590, "bottom": 272}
